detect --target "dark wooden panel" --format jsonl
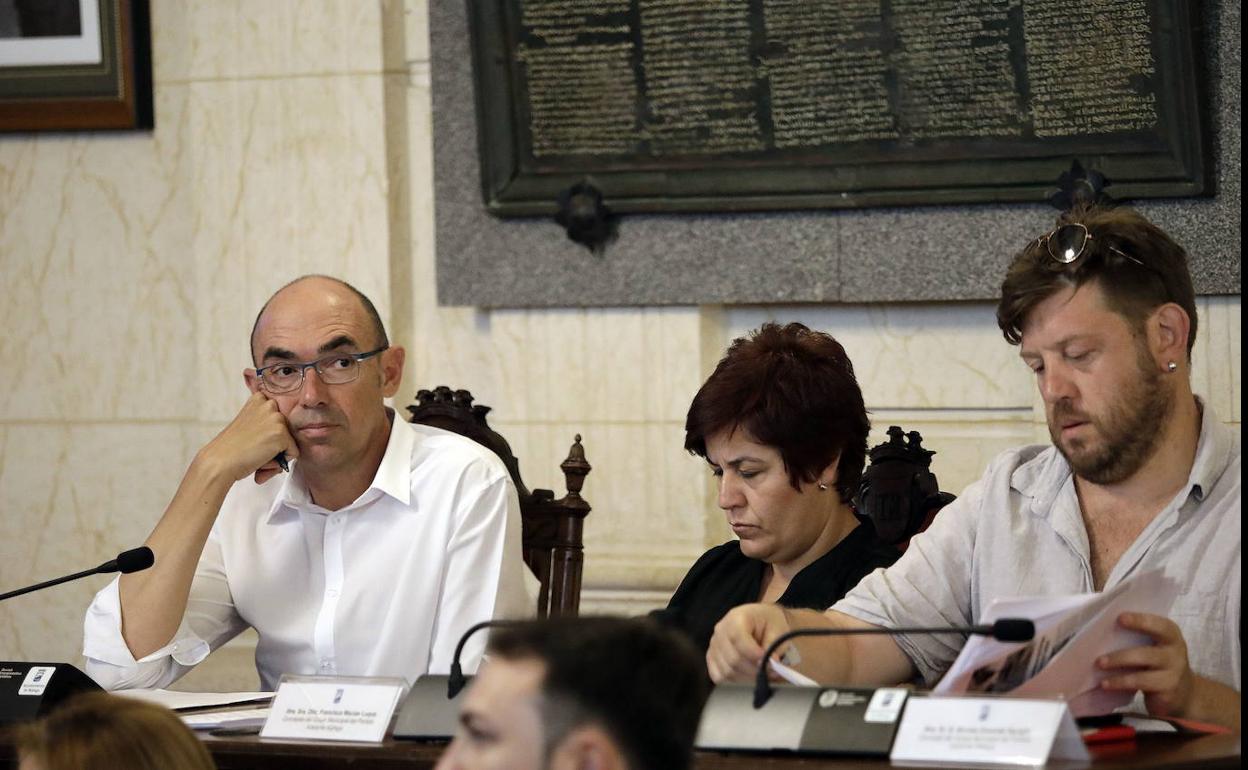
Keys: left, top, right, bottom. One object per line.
{"left": 469, "top": 0, "right": 1210, "bottom": 215}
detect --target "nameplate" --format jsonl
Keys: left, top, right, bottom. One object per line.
{"left": 890, "top": 696, "right": 1090, "bottom": 765}
{"left": 260, "top": 676, "right": 407, "bottom": 744}
{"left": 0, "top": 662, "right": 101, "bottom": 725}
{"left": 696, "top": 684, "right": 908, "bottom": 755}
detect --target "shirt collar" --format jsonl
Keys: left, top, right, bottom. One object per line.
{"left": 371, "top": 410, "right": 414, "bottom": 506}
{"left": 1012, "top": 396, "right": 1232, "bottom": 514}
{"left": 1010, "top": 444, "right": 1070, "bottom": 519}
{"left": 1186, "top": 397, "right": 1232, "bottom": 503}
{"left": 265, "top": 409, "right": 413, "bottom": 521}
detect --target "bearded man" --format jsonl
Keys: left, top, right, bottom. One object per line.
{"left": 704, "top": 206, "right": 1241, "bottom": 730}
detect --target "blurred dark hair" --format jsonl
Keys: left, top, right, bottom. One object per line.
{"left": 997, "top": 206, "right": 1197, "bottom": 356}
{"left": 488, "top": 616, "right": 708, "bottom": 770}
{"left": 684, "top": 322, "right": 869, "bottom": 503}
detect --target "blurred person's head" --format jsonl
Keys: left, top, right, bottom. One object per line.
{"left": 436, "top": 616, "right": 708, "bottom": 770}
{"left": 15, "top": 692, "right": 217, "bottom": 770}
{"left": 684, "top": 322, "right": 870, "bottom": 567}
{"left": 997, "top": 206, "right": 1198, "bottom": 484}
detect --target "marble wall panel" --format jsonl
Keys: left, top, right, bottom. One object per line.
{"left": 577, "top": 422, "right": 711, "bottom": 591}
{"left": 0, "top": 423, "right": 197, "bottom": 667}
{"left": 153, "top": 0, "right": 386, "bottom": 83}
{"left": 402, "top": 0, "right": 429, "bottom": 66}
{"left": 580, "top": 587, "right": 674, "bottom": 616}
{"left": 148, "top": 0, "right": 191, "bottom": 83}
{"left": 1191, "top": 296, "right": 1242, "bottom": 423}
{"left": 404, "top": 309, "right": 503, "bottom": 415}
{"left": 1223, "top": 300, "right": 1241, "bottom": 424}
{"left": 407, "top": 304, "right": 706, "bottom": 430}
{"left": 481, "top": 306, "right": 705, "bottom": 425}
{"left": 0, "top": 86, "right": 194, "bottom": 423}
{"left": 488, "top": 420, "right": 557, "bottom": 494}
{"left": 187, "top": 73, "right": 393, "bottom": 422}
{"left": 497, "top": 311, "right": 557, "bottom": 424}
{"left": 726, "top": 304, "right": 1034, "bottom": 410}
{"left": 491, "top": 419, "right": 708, "bottom": 542}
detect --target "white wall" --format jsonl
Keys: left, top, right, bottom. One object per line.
{"left": 0, "top": 0, "right": 1239, "bottom": 691}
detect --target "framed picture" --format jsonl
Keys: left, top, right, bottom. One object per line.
{"left": 0, "top": 0, "right": 153, "bottom": 131}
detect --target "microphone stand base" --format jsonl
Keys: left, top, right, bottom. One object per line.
{"left": 392, "top": 675, "right": 464, "bottom": 740}
{"left": 696, "top": 684, "right": 906, "bottom": 756}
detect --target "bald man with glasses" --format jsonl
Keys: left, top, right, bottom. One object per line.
{"left": 84, "top": 275, "right": 535, "bottom": 690}
{"left": 706, "top": 206, "right": 1241, "bottom": 731}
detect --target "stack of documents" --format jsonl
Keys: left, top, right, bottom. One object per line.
{"left": 115, "top": 688, "right": 274, "bottom": 731}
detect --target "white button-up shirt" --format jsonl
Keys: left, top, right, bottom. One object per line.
{"left": 83, "top": 417, "right": 537, "bottom": 690}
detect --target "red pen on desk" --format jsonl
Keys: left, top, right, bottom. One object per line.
{"left": 1082, "top": 724, "right": 1136, "bottom": 745}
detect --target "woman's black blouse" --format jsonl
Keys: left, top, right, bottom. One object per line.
{"left": 652, "top": 522, "right": 900, "bottom": 656}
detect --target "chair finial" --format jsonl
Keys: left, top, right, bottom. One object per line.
{"left": 561, "top": 436, "right": 591, "bottom": 496}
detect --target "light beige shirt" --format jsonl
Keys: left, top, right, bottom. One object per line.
{"left": 835, "top": 401, "right": 1240, "bottom": 691}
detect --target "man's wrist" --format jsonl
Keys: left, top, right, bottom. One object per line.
{"left": 1179, "top": 674, "right": 1240, "bottom": 730}
{"left": 188, "top": 446, "right": 241, "bottom": 491}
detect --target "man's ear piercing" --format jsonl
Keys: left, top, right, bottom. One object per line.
{"left": 1167, "top": 361, "right": 1178, "bottom": 373}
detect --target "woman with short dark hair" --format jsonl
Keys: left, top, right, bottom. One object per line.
{"left": 654, "top": 322, "right": 898, "bottom": 657}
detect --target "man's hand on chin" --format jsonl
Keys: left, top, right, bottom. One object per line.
{"left": 197, "top": 392, "right": 298, "bottom": 485}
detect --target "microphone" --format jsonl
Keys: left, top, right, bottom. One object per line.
{"left": 392, "top": 618, "right": 524, "bottom": 740}
{"left": 447, "top": 619, "right": 522, "bottom": 698}
{"left": 753, "top": 618, "right": 1035, "bottom": 708}
{"left": 0, "top": 547, "right": 155, "bottom": 602}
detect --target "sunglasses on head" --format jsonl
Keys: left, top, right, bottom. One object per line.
{"left": 1038, "top": 223, "right": 1143, "bottom": 267}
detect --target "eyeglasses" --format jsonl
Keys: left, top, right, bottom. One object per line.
{"left": 255, "top": 346, "right": 388, "bottom": 394}
{"left": 1038, "top": 223, "right": 1143, "bottom": 267}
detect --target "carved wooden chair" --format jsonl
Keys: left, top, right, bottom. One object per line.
{"left": 406, "top": 386, "right": 591, "bottom": 617}
{"left": 855, "top": 426, "right": 956, "bottom": 552}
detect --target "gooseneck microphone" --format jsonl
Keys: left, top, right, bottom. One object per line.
{"left": 446, "top": 619, "right": 523, "bottom": 698}
{"left": 0, "top": 547, "right": 155, "bottom": 602}
{"left": 753, "top": 617, "right": 1035, "bottom": 708}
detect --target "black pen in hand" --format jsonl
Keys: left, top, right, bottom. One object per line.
{"left": 274, "top": 452, "right": 290, "bottom": 472}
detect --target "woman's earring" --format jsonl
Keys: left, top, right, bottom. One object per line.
{"left": 817, "top": 482, "right": 829, "bottom": 491}
{"left": 1167, "top": 361, "right": 1178, "bottom": 373}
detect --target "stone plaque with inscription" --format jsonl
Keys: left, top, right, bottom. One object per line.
{"left": 467, "top": 0, "right": 1209, "bottom": 216}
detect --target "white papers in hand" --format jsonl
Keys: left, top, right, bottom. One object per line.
{"left": 933, "top": 570, "right": 1178, "bottom": 716}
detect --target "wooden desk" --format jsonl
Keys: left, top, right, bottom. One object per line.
{"left": 4, "top": 731, "right": 1233, "bottom": 770}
